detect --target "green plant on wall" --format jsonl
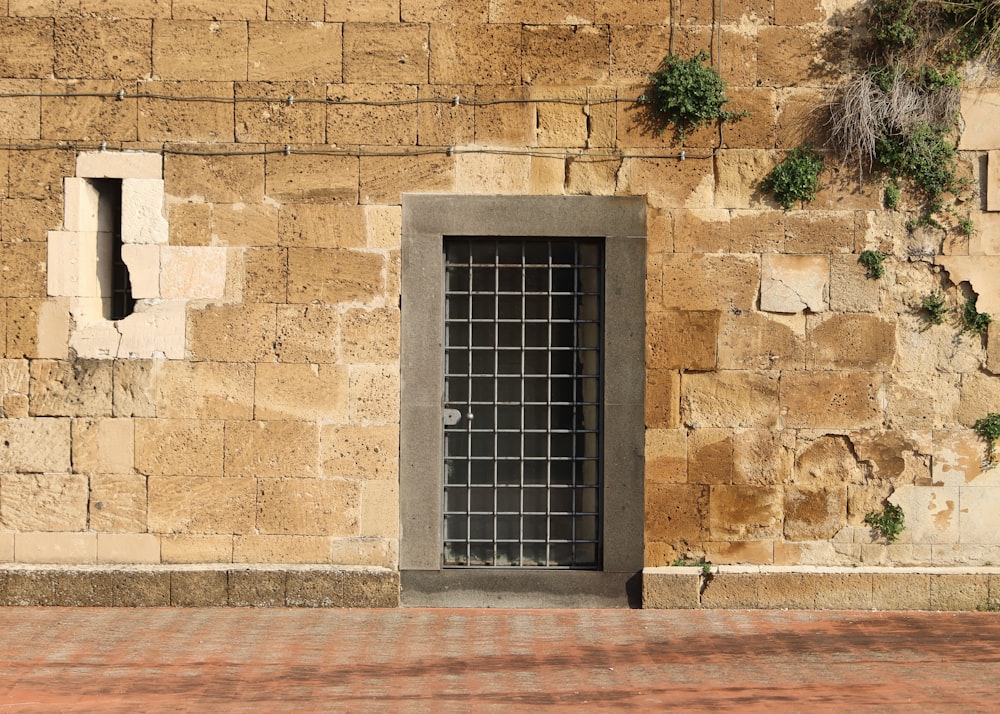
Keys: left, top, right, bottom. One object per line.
{"left": 919, "top": 289, "right": 947, "bottom": 329}
{"left": 960, "top": 294, "right": 992, "bottom": 336}
{"left": 974, "top": 413, "right": 1000, "bottom": 467}
{"left": 762, "top": 144, "right": 825, "bottom": 210}
{"left": 858, "top": 249, "right": 886, "bottom": 279}
{"left": 640, "top": 50, "right": 744, "bottom": 142}
{"left": 864, "top": 503, "right": 906, "bottom": 542}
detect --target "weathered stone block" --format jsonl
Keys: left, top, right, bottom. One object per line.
{"left": 278, "top": 204, "right": 365, "bottom": 249}
{"left": 609, "top": 24, "right": 670, "bottom": 83}
{"left": 187, "top": 303, "right": 275, "bottom": 363}
{"left": 699, "top": 571, "right": 758, "bottom": 608}
{"left": 659, "top": 254, "right": 759, "bottom": 311}
{"left": 171, "top": 570, "right": 229, "bottom": 606}
{"left": 929, "top": 573, "right": 990, "bottom": 610}
{"left": 491, "top": 0, "right": 595, "bottom": 23}
{"left": 734, "top": 429, "right": 795, "bottom": 487}
{"left": 287, "top": 568, "right": 399, "bottom": 607}
{"left": 0, "top": 80, "right": 40, "bottom": 140}
{"left": 688, "top": 428, "right": 734, "bottom": 485}
{"left": 886, "top": 372, "right": 960, "bottom": 431}
{"left": 645, "top": 368, "right": 680, "bottom": 429}
{"left": 268, "top": 0, "right": 326, "bottom": 19}
{"left": 235, "top": 82, "right": 326, "bottom": 143}
{"left": 349, "top": 365, "right": 400, "bottom": 424}
{"left": 645, "top": 483, "right": 709, "bottom": 541}
{"left": 53, "top": 571, "right": 114, "bottom": 606}
{"left": 619, "top": 155, "right": 715, "bottom": 209}
{"left": 806, "top": 313, "right": 896, "bottom": 370}
{"left": 730, "top": 211, "right": 784, "bottom": 252}
{"left": 248, "top": 21, "right": 342, "bottom": 82}
{"left": 1, "top": 473, "right": 88, "bottom": 531}
{"left": 275, "top": 304, "right": 340, "bottom": 363}
{"left": 782, "top": 371, "right": 884, "bottom": 428}
{"left": 703, "top": 540, "right": 774, "bottom": 565}
{"left": 161, "top": 535, "right": 233, "bottom": 564}
{"left": 228, "top": 568, "right": 285, "bottom": 606}
{"left": 224, "top": 421, "right": 319, "bottom": 478}
{"left": 321, "top": 424, "right": 399, "bottom": 480}
{"left": 960, "top": 90, "right": 1000, "bottom": 150}
{"left": 139, "top": 81, "right": 236, "bottom": 143}
{"left": 641, "top": 568, "right": 700, "bottom": 608}
{"left": 0, "top": 242, "right": 46, "bottom": 298}
{"left": 160, "top": 247, "right": 228, "bottom": 300}
{"left": 254, "top": 363, "right": 348, "bottom": 422}
{"left": 724, "top": 87, "right": 778, "bottom": 149}
{"left": 522, "top": 25, "right": 609, "bottom": 84}
{"left": 90, "top": 473, "right": 147, "bottom": 533}
{"left": 757, "top": 572, "right": 817, "bottom": 609}
{"left": 113, "top": 570, "right": 170, "bottom": 606}
{"left": 148, "top": 476, "right": 256, "bottom": 534}
{"left": 257, "top": 478, "right": 360, "bottom": 536}
{"left": 172, "top": 0, "right": 265, "bottom": 18}
{"left": 872, "top": 572, "right": 931, "bottom": 609}
{"left": 429, "top": 25, "right": 521, "bottom": 86}
{"left": 784, "top": 486, "right": 846, "bottom": 540}
{"left": 241, "top": 247, "right": 287, "bottom": 303}
{"left": 136, "top": 418, "right": 225, "bottom": 478}
{"left": 72, "top": 418, "right": 134, "bottom": 475}
{"left": 152, "top": 21, "right": 249, "bottom": 81}
{"left": 647, "top": 309, "right": 720, "bottom": 371}
{"left": 681, "top": 371, "right": 780, "bottom": 428}
{"left": 672, "top": 209, "right": 731, "bottom": 253}
{"left": 645, "top": 428, "right": 687, "bottom": 484}
{"left": 15, "top": 532, "right": 96, "bottom": 563}
{"left": 710, "top": 485, "right": 782, "bottom": 540}
{"left": 830, "top": 253, "right": 880, "bottom": 312}
{"left": 0, "top": 570, "right": 57, "bottom": 605}
{"left": 360, "top": 154, "right": 453, "bottom": 204}
{"left": 266, "top": 152, "right": 358, "bottom": 203}
{"left": 455, "top": 152, "right": 530, "bottom": 195}
{"left": 416, "top": 83, "right": 475, "bottom": 146}
{"left": 784, "top": 212, "right": 856, "bottom": 254}
{"left": 760, "top": 254, "right": 829, "bottom": 313}
{"left": 714, "top": 149, "right": 773, "bottom": 209}
{"left": 0, "top": 418, "right": 70, "bottom": 473}
{"left": 472, "top": 85, "right": 535, "bottom": 145}
{"left": 287, "top": 248, "right": 383, "bottom": 304}
{"left": 718, "top": 310, "right": 804, "bottom": 371}
{"left": 813, "top": 572, "right": 874, "bottom": 609}
{"left": 153, "top": 362, "right": 254, "bottom": 420}
{"left": 7, "top": 299, "right": 70, "bottom": 360}
{"left": 209, "top": 204, "right": 279, "bottom": 248}
{"left": 54, "top": 19, "right": 151, "bottom": 79}
{"left": 233, "top": 535, "right": 331, "bottom": 563}
{"left": 165, "top": 150, "right": 264, "bottom": 204}
{"left": 97, "top": 533, "right": 160, "bottom": 564}
{"left": 0, "top": 18, "right": 53, "bottom": 78}
{"left": 757, "top": 26, "right": 842, "bottom": 88}
{"left": 959, "top": 487, "right": 1000, "bottom": 544}
{"left": 360, "top": 479, "right": 398, "bottom": 538}
{"left": 342, "top": 23, "right": 428, "bottom": 84}
{"left": 328, "top": 84, "right": 418, "bottom": 146}
{"left": 329, "top": 538, "right": 397, "bottom": 568}
{"left": 401, "top": 0, "right": 488, "bottom": 21}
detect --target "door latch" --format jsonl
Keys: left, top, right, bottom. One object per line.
{"left": 443, "top": 408, "right": 462, "bottom": 426}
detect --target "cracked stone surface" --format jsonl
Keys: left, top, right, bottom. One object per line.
{"left": 760, "top": 254, "right": 829, "bottom": 313}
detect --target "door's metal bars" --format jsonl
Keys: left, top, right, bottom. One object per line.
{"left": 442, "top": 237, "right": 603, "bottom": 568}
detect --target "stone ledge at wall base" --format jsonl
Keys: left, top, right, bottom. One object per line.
{"left": 643, "top": 566, "right": 1000, "bottom": 611}
{"left": 0, "top": 565, "right": 399, "bottom": 608}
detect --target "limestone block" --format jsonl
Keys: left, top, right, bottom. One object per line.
{"left": 474, "top": 85, "right": 535, "bottom": 146}
{"left": 783, "top": 486, "right": 846, "bottom": 540}
{"left": 888, "top": 484, "right": 958, "bottom": 544}
{"left": 428, "top": 24, "right": 519, "bottom": 85}
{"left": 609, "top": 25, "right": 670, "bottom": 84}
{"left": 248, "top": 21, "right": 341, "bottom": 82}
{"left": 646, "top": 368, "right": 680, "bottom": 429}
{"left": 3, "top": 394, "right": 28, "bottom": 419}
{"left": 148, "top": 361, "right": 254, "bottom": 419}
{"left": 365, "top": 205, "right": 402, "bottom": 250}
{"left": 275, "top": 304, "right": 340, "bottom": 363}
{"left": 872, "top": 573, "right": 930, "bottom": 609}
{"left": 342, "top": 23, "right": 428, "bottom": 84}
{"left": 0, "top": 359, "right": 28, "bottom": 398}
{"left": 51, "top": 571, "right": 117, "bottom": 605}
{"left": 646, "top": 309, "right": 720, "bottom": 371}
{"left": 0, "top": 533, "right": 12, "bottom": 562}
{"left": 597, "top": 0, "right": 671, "bottom": 23}
{"left": 321, "top": 424, "right": 399, "bottom": 480}
{"left": 531, "top": 154, "right": 566, "bottom": 194}
{"left": 15, "top": 532, "right": 97, "bottom": 564}
{"left": 349, "top": 365, "right": 400, "bottom": 424}
{"left": 730, "top": 210, "right": 785, "bottom": 253}
{"left": 416, "top": 83, "right": 475, "bottom": 146}
{"left": 328, "top": 537, "right": 397, "bottom": 568}
{"left": 454, "top": 152, "right": 531, "bottom": 195}
{"left": 138, "top": 81, "right": 236, "bottom": 143}
{"left": 960, "top": 90, "right": 1000, "bottom": 150}
{"left": 116, "top": 301, "right": 187, "bottom": 360}
{"left": 1, "top": 473, "right": 88, "bottom": 531}
{"left": 829, "top": 253, "right": 880, "bottom": 312}
{"left": 119, "top": 246, "right": 160, "bottom": 299}
{"left": 112, "top": 360, "right": 157, "bottom": 418}
{"left": 187, "top": 303, "right": 275, "bottom": 362}
{"left": 0, "top": 242, "right": 46, "bottom": 298}
{"left": 121, "top": 178, "right": 168, "bottom": 245}
{"left": 72, "top": 418, "right": 134, "bottom": 475}
{"left": 681, "top": 371, "right": 780, "bottom": 428}
{"left": 4, "top": 197, "right": 63, "bottom": 243}
{"left": 645, "top": 482, "right": 709, "bottom": 541}
{"left": 660, "top": 254, "right": 759, "bottom": 311}
{"left": 688, "top": 428, "right": 734, "bottom": 485}
{"left": 152, "top": 21, "right": 249, "bottom": 81}
{"left": 265, "top": 152, "right": 358, "bottom": 204}
{"left": 806, "top": 313, "right": 895, "bottom": 370}
{"left": 702, "top": 540, "right": 774, "bottom": 565}
{"left": 710, "top": 485, "right": 783, "bottom": 540}
{"left": 233, "top": 535, "right": 331, "bottom": 563}
{"left": 256, "top": 478, "right": 359, "bottom": 536}
{"left": 714, "top": 149, "right": 773, "bottom": 209}
{"left": 135, "top": 418, "right": 225, "bottom": 477}
{"left": 957, "top": 373, "right": 1000, "bottom": 430}
{"left": 718, "top": 310, "right": 805, "bottom": 371}
{"left": 225, "top": 421, "right": 319, "bottom": 478}
{"left": 733, "top": 428, "right": 795, "bottom": 486}
{"left": 171, "top": 571, "right": 229, "bottom": 606}
{"left": 641, "top": 569, "right": 700, "bottom": 609}
{"left": 46, "top": 231, "right": 84, "bottom": 298}
{"left": 287, "top": 570, "right": 399, "bottom": 607}
{"left": 760, "top": 254, "right": 829, "bottom": 313}
{"left": 852, "top": 431, "right": 931, "bottom": 484}
{"left": 813, "top": 572, "right": 874, "bottom": 609}
{"left": 645, "top": 428, "right": 687, "bottom": 484}
{"left": 781, "top": 372, "right": 883, "bottom": 429}
{"left": 279, "top": 204, "right": 366, "bottom": 249}
{"left": 287, "top": 248, "right": 383, "bottom": 304}
{"left": 254, "top": 363, "right": 348, "bottom": 422}
{"left": 7, "top": 298, "right": 70, "bottom": 360}
{"left": 165, "top": 150, "right": 264, "bottom": 204}
{"left": 97, "top": 533, "right": 160, "bottom": 564}
{"left": 522, "top": 25, "right": 610, "bottom": 84}
{"left": 89, "top": 473, "right": 147, "bottom": 532}
{"left": 784, "top": 212, "right": 856, "bottom": 254}
{"left": 9, "top": 148, "right": 74, "bottom": 200}
{"left": 359, "top": 479, "right": 397, "bottom": 538}
{"left": 112, "top": 571, "right": 170, "bottom": 606}
{"left": 930, "top": 574, "right": 990, "bottom": 610}
{"left": 148, "top": 476, "right": 256, "bottom": 534}
{"left": 937, "top": 256, "right": 1000, "bottom": 316}
{"left": 29, "top": 360, "right": 112, "bottom": 417}
{"left": 77, "top": 151, "right": 161, "bottom": 180}
{"left": 0, "top": 18, "right": 53, "bottom": 78}
{"left": 240, "top": 248, "right": 287, "bottom": 304}
{"left": 959, "top": 486, "right": 1000, "bottom": 543}
{"left": 235, "top": 82, "right": 326, "bottom": 144}
{"left": 672, "top": 209, "right": 732, "bottom": 253}
{"left": 491, "top": 0, "right": 595, "bottom": 22}
{"left": 159, "top": 247, "right": 227, "bottom": 300}
{"left": 757, "top": 572, "right": 817, "bottom": 609}
{"left": 699, "top": 571, "right": 758, "bottom": 608}
{"left": 757, "top": 26, "right": 842, "bottom": 88}
{"left": 933, "top": 430, "right": 989, "bottom": 487}
{"left": 54, "top": 19, "right": 152, "bottom": 79}
{"left": 266, "top": 0, "right": 325, "bottom": 19}
{"left": 211, "top": 204, "right": 279, "bottom": 248}
{"left": 619, "top": 155, "right": 715, "bottom": 209}
{"left": 0, "top": 80, "right": 40, "bottom": 140}
{"left": 161, "top": 535, "right": 234, "bottom": 563}
{"left": 566, "top": 155, "right": 618, "bottom": 195}
{"left": 723, "top": 87, "right": 778, "bottom": 149}
{"left": 336, "top": 308, "right": 399, "bottom": 364}
{"left": 328, "top": 84, "right": 418, "bottom": 146}
{"left": 360, "top": 154, "right": 454, "bottom": 205}
{"left": 886, "top": 371, "right": 961, "bottom": 430}
{"left": 172, "top": 0, "right": 266, "bottom": 18}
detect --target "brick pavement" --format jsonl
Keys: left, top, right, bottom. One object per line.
{"left": 1, "top": 608, "right": 999, "bottom": 712}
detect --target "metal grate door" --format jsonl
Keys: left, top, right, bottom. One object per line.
{"left": 442, "top": 237, "right": 603, "bottom": 568}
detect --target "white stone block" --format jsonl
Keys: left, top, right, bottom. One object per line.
{"left": 959, "top": 487, "right": 1000, "bottom": 543}
{"left": 760, "top": 254, "right": 829, "bottom": 313}
{"left": 988, "top": 151, "right": 1000, "bottom": 213}
{"left": 960, "top": 91, "right": 1000, "bottom": 150}
{"left": 969, "top": 211, "right": 1000, "bottom": 254}
{"left": 15, "top": 532, "right": 97, "bottom": 564}
{"left": 160, "top": 247, "right": 228, "bottom": 300}
{"left": 117, "top": 301, "right": 186, "bottom": 360}
{"left": 97, "top": 533, "right": 160, "bottom": 564}
{"left": 76, "top": 151, "right": 161, "bottom": 180}
{"left": 36, "top": 298, "right": 70, "bottom": 359}
{"left": 69, "top": 313, "right": 121, "bottom": 359}
{"left": 889, "top": 484, "right": 959, "bottom": 544}
{"left": 122, "top": 178, "right": 168, "bottom": 245}
{"left": 62, "top": 177, "right": 100, "bottom": 232}
{"left": 937, "top": 256, "right": 1000, "bottom": 315}
{"left": 46, "top": 231, "right": 83, "bottom": 297}
{"left": 0, "top": 532, "right": 12, "bottom": 562}
{"left": 120, "top": 244, "right": 160, "bottom": 299}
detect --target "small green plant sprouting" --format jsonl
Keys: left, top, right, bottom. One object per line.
{"left": 858, "top": 249, "right": 886, "bottom": 279}
{"left": 672, "top": 557, "right": 712, "bottom": 575}
{"left": 977, "top": 598, "right": 1000, "bottom": 612}
{"left": 960, "top": 217, "right": 975, "bottom": 237}
{"left": 919, "top": 289, "right": 947, "bottom": 329}
{"left": 864, "top": 503, "right": 906, "bottom": 543}
{"left": 884, "top": 179, "right": 901, "bottom": 209}
{"left": 640, "top": 50, "right": 744, "bottom": 142}
{"left": 960, "top": 295, "right": 992, "bottom": 336}
{"left": 973, "top": 412, "right": 1000, "bottom": 467}
{"left": 763, "top": 144, "right": 825, "bottom": 210}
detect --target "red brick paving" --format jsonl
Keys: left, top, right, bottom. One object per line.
{"left": 1, "top": 608, "right": 999, "bottom": 712}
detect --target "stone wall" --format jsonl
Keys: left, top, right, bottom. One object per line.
{"left": 0, "top": 0, "right": 998, "bottom": 603}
